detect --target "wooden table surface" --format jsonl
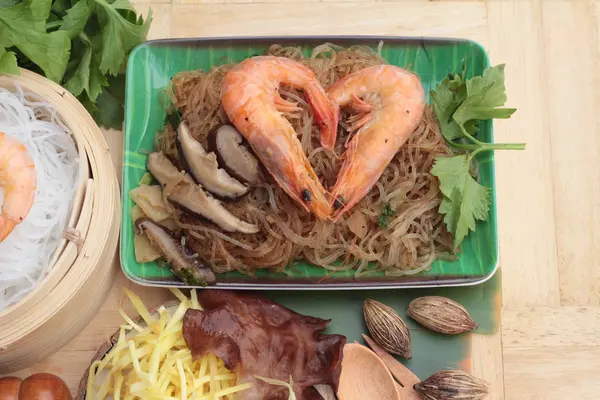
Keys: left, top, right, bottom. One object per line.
{"left": 9, "top": 0, "right": 600, "bottom": 399}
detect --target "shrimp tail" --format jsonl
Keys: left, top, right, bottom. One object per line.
{"left": 304, "top": 83, "right": 338, "bottom": 150}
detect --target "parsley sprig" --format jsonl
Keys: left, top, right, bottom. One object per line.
{"left": 378, "top": 202, "right": 396, "bottom": 229}
{"left": 431, "top": 62, "right": 525, "bottom": 249}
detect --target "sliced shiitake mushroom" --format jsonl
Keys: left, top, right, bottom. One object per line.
{"left": 176, "top": 121, "right": 248, "bottom": 200}
{"left": 136, "top": 217, "right": 216, "bottom": 286}
{"left": 146, "top": 152, "right": 259, "bottom": 234}
{"left": 208, "top": 125, "right": 264, "bottom": 186}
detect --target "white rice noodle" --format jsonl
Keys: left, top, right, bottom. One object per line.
{"left": 0, "top": 84, "right": 80, "bottom": 311}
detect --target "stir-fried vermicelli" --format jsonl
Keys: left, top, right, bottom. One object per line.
{"left": 156, "top": 43, "right": 453, "bottom": 276}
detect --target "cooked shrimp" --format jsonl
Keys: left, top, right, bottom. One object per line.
{"left": 0, "top": 132, "right": 36, "bottom": 242}
{"left": 327, "top": 65, "right": 426, "bottom": 220}
{"left": 221, "top": 56, "right": 337, "bottom": 219}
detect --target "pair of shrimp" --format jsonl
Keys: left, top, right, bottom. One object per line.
{"left": 0, "top": 132, "right": 36, "bottom": 242}
{"left": 221, "top": 57, "right": 425, "bottom": 221}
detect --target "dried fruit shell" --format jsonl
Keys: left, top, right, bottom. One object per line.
{"left": 414, "top": 369, "right": 489, "bottom": 400}
{"left": 363, "top": 299, "right": 412, "bottom": 359}
{"left": 407, "top": 296, "right": 478, "bottom": 335}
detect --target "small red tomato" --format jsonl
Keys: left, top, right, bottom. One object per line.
{"left": 0, "top": 377, "right": 21, "bottom": 400}
{"left": 18, "top": 374, "right": 71, "bottom": 400}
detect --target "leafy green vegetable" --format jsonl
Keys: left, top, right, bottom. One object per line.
{"left": 378, "top": 202, "right": 396, "bottom": 229}
{"left": 0, "top": 0, "right": 71, "bottom": 82}
{"left": 0, "top": 0, "right": 151, "bottom": 129}
{"left": 0, "top": 48, "right": 19, "bottom": 75}
{"left": 431, "top": 63, "right": 525, "bottom": 249}
{"left": 59, "top": 0, "right": 91, "bottom": 39}
{"left": 431, "top": 155, "right": 490, "bottom": 248}
{"left": 87, "top": 73, "right": 126, "bottom": 129}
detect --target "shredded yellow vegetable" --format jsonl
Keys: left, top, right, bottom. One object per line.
{"left": 86, "top": 288, "right": 252, "bottom": 399}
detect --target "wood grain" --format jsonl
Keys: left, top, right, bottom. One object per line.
{"left": 503, "top": 306, "right": 600, "bottom": 348}
{"left": 504, "top": 346, "right": 600, "bottom": 400}
{"left": 486, "top": 0, "right": 561, "bottom": 308}
{"left": 3, "top": 1, "right": 600, "bottom": 399}
{"left": 170, "top": 2, "right": 486, "bottom": 41}
{"left": 540, "top": 0, "right": 600, "bottom": 306}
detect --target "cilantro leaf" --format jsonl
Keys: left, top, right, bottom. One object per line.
{"left": 85, "top": 73, "right": 126, "bottom": 129}
{"left": 0, "top": 0, "right": 150, "bottom": 129}
{"left": 430, "top": 74, "right": 467, "bottom": 142}
{"left": 0, "top": 0, "right": 71, "bottom": 82}
{"left": 94, "top": 0, "right": 151, "bottom": 75}
{"left": 0, "top": 48, "right": 19, "bottom": 75}
{"left": 51, "top": 0, "right": 71, "bottom": 14}
{"left": 429, "top": 63, "right": 524, "bottom": 248}
{"left": 64, "top": 33, "right": 108, "bottom": 102}
{"left": 453, "top": 65, "right": 516, "bottom": 135}
{"left": 431, "top": 155, "right": 491, "bottom": 249}
{"left": 431, "top": 63, "right": 523, "bottom": 152}
{"left": 60, "top": 0, "right": 93, "bottom": 39}
{"left": 111, "top": 0, "right": 137, "bottom": 12}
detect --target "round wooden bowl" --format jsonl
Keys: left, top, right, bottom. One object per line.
{"left": 0, "top": 69, "right": 120, "bottom": 373}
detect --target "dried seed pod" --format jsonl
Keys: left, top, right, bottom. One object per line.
{"left": 363, "top": 299, "right": 412, "bottom": 359}
{"left": 414, "top": 369, "right": 489, "bottom": 400}
{"left": 407, "top": 296, "right": 478, "bottom": 334}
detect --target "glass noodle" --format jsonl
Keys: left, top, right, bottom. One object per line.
{"left": 156, "top": 43, "right": 453, "bottom": 276}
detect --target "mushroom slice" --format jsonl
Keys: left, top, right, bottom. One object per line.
{"left": 136, "top": 217, "right": 217, "bottom": 286}
{"left": 177, "top": 122, "right": 249, "bottom": 200}
{"left": 147, "top": 152, "right": 259, "bottom": 234}
{"left": 208, "top": 125, "right": 264, "bottom": 185}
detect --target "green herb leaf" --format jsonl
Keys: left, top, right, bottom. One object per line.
{"left": 431, "top": 155, "right": 490, "bottom": 249}
{"left": 0, "top": 0, "right": 19, "bottom": 7}
{"left": 430, "top": 74, "right": 466, "bottom": 142}
{"left": 431, "top": 63, "right": 523, "bottom": 151}
{"left": 0, "top": 48, "right": 19, "bottom": 75}
{"left": 93, "top": 0, "right": 151, "bottom": 75}
{"left": 64, "top": 32, "right": 107, "bottom": 101}
{"left": 453, "top": 64, "right": 516, "bottom": 136}
{"left": 86, "top": 73, "right": 126, "bottom": 129}
{"left": 430, "top": 62, "right": 524, "bottom": 248}
{"left": 378, "top": 202, "right": 396, "bottom": 229}
{"left": 51, "top": 0, "right": 71, "bottom": 15}
{"left": 60, "top": 0, "right": 93, "bottom": 39}
{"left": 1, "top": 0, "right": 150, "bottom": 128}
{"left": 0, "top": 0, "right": 71, "bottom": 82}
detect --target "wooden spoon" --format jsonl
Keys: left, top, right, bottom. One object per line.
{"left": 337, "top": 343, "right": 401, "bottom": 400}
{"left": 362, "top": 334, "right": 422, "bottom": 400}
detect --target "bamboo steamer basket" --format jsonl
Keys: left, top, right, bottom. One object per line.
{"left": 0, "top": 69, "right": 120, "bottom": 373}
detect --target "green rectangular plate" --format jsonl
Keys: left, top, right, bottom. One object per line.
{"left": 122, "top": 36, "right": 498, "bottom": 289}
